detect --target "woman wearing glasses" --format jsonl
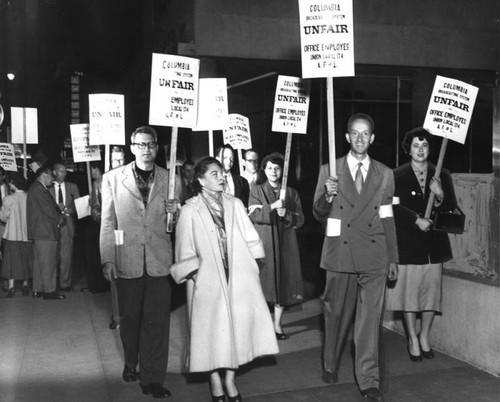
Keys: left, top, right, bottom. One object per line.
{"left": 171, "top": 156, "right": 278, "bottom": 402}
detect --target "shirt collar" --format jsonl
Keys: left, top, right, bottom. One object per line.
{"left": 347, "top": 151, "right": 370, "bottom": 174}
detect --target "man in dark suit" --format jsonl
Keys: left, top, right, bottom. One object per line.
{"left": 313, "top": 113, "right": 398, "bottom": 402}
{"left": 50, "top": 163, "right": 80, "bottom": 291}
{"left": 215, "top": 144, "right": 250, "bottom": 207}
{"left": 27, "top": 167, "right": 66, "bottom": 300}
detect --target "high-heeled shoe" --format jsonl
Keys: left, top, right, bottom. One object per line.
{"left": 211, "top": 394, "right": 226, "bottom": 402}
{"left": 275, "top": 331, "right": 288, "bottom": 340}
{"left": 419, "top": 339, "right": 435, "bottom": 359}
{"left": 227, "top": 393, "right": 242, "bottom": 402}
{"left": 407, "top": 346, "right": 422, "bottom": 362}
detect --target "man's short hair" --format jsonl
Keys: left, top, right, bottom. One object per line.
{"left": 347, "top": 113, "right": 375, "bottom": 133}
{"left": 36, "top": 167, "right": 52, "bottom": 179}
{"left": 244, "top": 148, "right": 258, "bottom": 160}
{"left": 130, "top": 126, "right": 158, "bottom": 143}
{"left": 215, "top": 144, "right": 235, "bottom": 159}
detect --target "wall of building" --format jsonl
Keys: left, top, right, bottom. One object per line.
{"left": 384, "top": 276, "right": 500, "bottom": 376}
{"left": 192, "top": 0, "right": 498, "bottom": 70}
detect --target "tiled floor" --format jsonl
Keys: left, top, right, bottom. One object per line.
{"left": 1, "top": 287, "right": 498, "bottom": 402}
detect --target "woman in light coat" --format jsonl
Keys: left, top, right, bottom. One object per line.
{"left": 171, "top": 157, "right": 278, "bottom": 402}
{"left": 1, "top": 174, "right": 32, "bottom": 297}
{"left": 248, "top": 152, "right": 304, "bottom": 340}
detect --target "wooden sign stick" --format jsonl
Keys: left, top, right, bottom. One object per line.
{"left": 104, "top": 144, "right": 110, "bottom": 172}
{"left": 86, "top": 161, "right": 92, "bottom": 195}
{"left": 237, "top": 148, "right": 244, "bottom": 176}
{"left": 424, "top": 137, "right": 448, "bottom": 218}
{"left": 166, "top": 126, "right": 178, "bottom": 233}
{"left": 280, "top": 132, "right": 293, "bottom": 201}
{"left": 208, "top": 129, "right": 214, "bottom": 157}
{"left": 326, "top": 77, "right": 336, "bottom": 178}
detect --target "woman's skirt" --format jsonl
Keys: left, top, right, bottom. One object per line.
{"left": 1, "top": 240, "right": 33, "bottom": 280}
{"left": 385, "top": 263, "right": 442, "bottom": 313}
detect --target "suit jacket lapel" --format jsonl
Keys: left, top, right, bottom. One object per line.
{"left": 352, "top": 160, "right": 383, "bottom": 216}
{"left": 337, "top": 157, "right": 357, "bottom": 205}
{"left": 121, "top": 164, "right": 143, "bottom": 202}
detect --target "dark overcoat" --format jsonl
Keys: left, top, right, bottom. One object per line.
{"left": 393, "top": 162, "right": 455, "bottom": 264}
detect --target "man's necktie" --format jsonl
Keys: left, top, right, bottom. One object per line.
{"left": 58, "top": 184, "right": 64, "bottom": 205}
{"left": 355, "top": 162, "right": 364, "bottom": 194}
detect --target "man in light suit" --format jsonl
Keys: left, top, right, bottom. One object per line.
{"left": 27, "top": 167, "right": 66, "bottom": 300}
{"left": 313, "top": 113, "right": 398, "bottom": 402}
{"left": 50, "top": 163, "right": 80, "bottom": 291}
{"left": 100, "top": 126, "right": 180, "bottom": 399}
{"left": 215, "top": 144, "right": 250, "bottom": 208}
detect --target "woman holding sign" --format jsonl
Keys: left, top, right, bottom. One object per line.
{"left": 386, "top": 127, "right": 457, "bottom": 362}
{"left": 249, "top": 152, "right": 304, "bottom": 340}
{"left": 171, "top": 157, "right": 278, "bottom": 402}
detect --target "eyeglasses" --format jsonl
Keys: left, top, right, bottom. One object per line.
{"left": 132, "top": 142, "right": 158, "bottom": 150}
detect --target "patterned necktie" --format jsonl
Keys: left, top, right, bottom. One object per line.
{"left": 58, "top": 184, "right": 64, "bottom": 205}
{"left": 355, "top": 162, "right": 364, "bottom": 194}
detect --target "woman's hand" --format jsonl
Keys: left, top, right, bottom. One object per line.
{"left": 429, "top": 177, "right": 444, "bottom": 199}
{"left": 415, "top": 216, "right": 433, "bottom": 232}
{"left": 271, "top": 198, "right": 284, "bottom": 211}
{"left": 276, "top": 207, "right": 286, "bottom": 217}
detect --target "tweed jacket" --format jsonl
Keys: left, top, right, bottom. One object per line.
{"left": 49, "top": 181, "right": 80, "bottom": 237}
{"left": 313, "top": 156, "right": 398, "bottom": 272}
{"left": 100, "top": 162, "right": 181, "bottom": 279}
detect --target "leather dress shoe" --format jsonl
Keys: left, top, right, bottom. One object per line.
{"left": 32, "top": 291, "right": 44, "bottom": 298}
{"left": 43, "top": 292, "right": 66, "bottom": 300}
{"left": 321, "top": 369, "right": 339, "bottom": 384}
{"left": 122, "top": 365, "right": 139, "bottom": 382}
{"left": 361, "top": 387, "right": 384, "bottom": 402}
{"left": 140, "top": 382, "right": 171, "bottom": 398}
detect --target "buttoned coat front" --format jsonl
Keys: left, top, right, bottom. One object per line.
{"left": 100, "top": 162, "right": 181, "bottom": 278}
{"left": 313, "top": 156, "right": 399, "bottom": 272}
{"left": 171, "top": 193, "right": 279, "bottom": 373}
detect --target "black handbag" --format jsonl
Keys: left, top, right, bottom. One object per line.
{"left": 433, "top": 206, "right": 466, "bottom": 234}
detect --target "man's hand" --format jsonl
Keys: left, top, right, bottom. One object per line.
{"left": 325, "top": 176, "right": 339, "bottom": 197}
{"left": 387, "top": 263, "right": 398, "bottom": 282}
{"left": 102, "top": 262, "right": 117, "bottom": 282}
{"left": 164, "top": 198, "right": 180, "bottom": 214}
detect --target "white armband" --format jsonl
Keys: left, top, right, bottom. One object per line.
{"left": 392, "top": 196, "right": 400, "bottom": 205}
{"left": 378, "top": 204, "right": 394, "bottom": 219}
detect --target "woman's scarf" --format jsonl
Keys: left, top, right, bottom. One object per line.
{"left": 201, "top": 190, "right": 229, "bottom": 278}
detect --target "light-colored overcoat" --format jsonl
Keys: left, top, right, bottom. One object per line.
{"left": 171, "top": 193, "right": 279, "bottom": 373}
{"left": 100, "top": 162, "right": 181, "bottom": 278}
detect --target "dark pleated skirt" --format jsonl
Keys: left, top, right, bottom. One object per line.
{"left": 1, "top": 240, "right": 33, "bottom": 280}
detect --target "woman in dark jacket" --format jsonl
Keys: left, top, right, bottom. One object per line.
{"left": 386, "top": 127, "right": 457, "bottom": 361}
